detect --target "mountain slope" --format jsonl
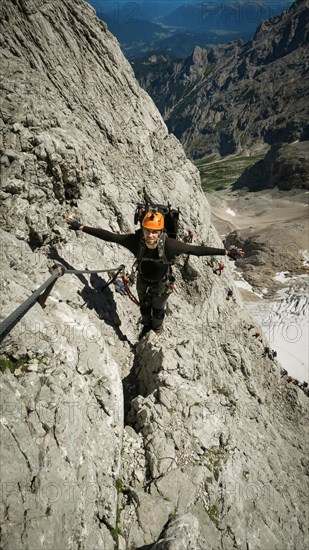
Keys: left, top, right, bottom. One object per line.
{"left": 0, "top": 1, "right": 308, "bottom": 549}
{"left": 232, "top": 141, "right": 309, "bottom": 191}
{"left": 134, "top": 0, "right": 309, "bottom": 158}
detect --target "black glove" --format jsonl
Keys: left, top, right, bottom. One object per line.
{"left": 67, "top": 218, "right": 82, "bottom": 231}
{"left": 227, "top": 247, "right": 243, "bottom": 260}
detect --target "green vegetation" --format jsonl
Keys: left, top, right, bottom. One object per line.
{"left": 205, "top": 448, "right": 227, "bottom": 482}
{"left": 214, "top": 387, "right": 237, "bottom": 416}
{"left": 110, "top": 504, "right": 122, "bottom": 541}
{"left": 0, "top": 354, "right": 46, "bottom": 374}
{"left": 116, "top": 478, "right": 123, "bottom": 494}
{"left": 214, "top": 386, "right": 231, "bottom": 398}
{"left": 195, "top": 152, "right": 266, "bottom": 191}
{"left": 198, "top": 154, "right": 216, "bottom": 164}
{"left": 170, "top": 81, "right": 202, "bottom": 117}
{"left": 215, "top": 119, "right": 230, "bottom": 129}
{"left": 115, "top": 478, "right": 130, "bottom": 496}
{"left": 240, "top": 86, "right": 258, "bottom": 101}
{"left": 205, "top": 504, "right": 219, "bottom": 524}
{"left": 0, "top": 356, "right": 29, "bottom": 373}
{"left": 110, "top": 478, "right": 128, "bottom": 541}
{"left": 204, "top": 64, "right": 214, "bottom": 77}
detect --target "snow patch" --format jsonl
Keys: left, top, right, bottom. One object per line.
{"left": 231, "top": 255, "right": 309, "bottom": 381}
{"left": 274, "top": 271, "right": 291, "bottom": 282}
{"left": 226, "top": 208, "right": 236, "bottom": 217}
{"left": 230, "top": 261, "right": 263, "bottom": 297}
{"left": 235, "top": 279, "right": 254, "bottom": 291}
{"left": 247, "top": 281, "right": 309, "bottom": 382}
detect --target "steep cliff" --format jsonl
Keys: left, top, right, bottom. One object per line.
{"left": 232, "top": 141, "right": 309, "bottom": 191}
{"left": 0, "top": 1, "right": 308, "bottom": 550}
{"left": 134, "top": 0, "right": 309, "bottom": 158}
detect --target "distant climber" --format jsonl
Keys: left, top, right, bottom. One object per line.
{"left": 263, "top": 346, "right": 277, "bottom": 360}
{"left": 66, "top": 213, "right": 244, "bottom": 339}
{"left": 213, "top": 260, "right": 225, "bottom": 276}
{"left": 108, "top": 271, "right": 126, "bottom": 295}
{"left": 184, "top": 229, "right": 196, "bottom": 243}
{"left": 226, "top": 288, "right": 234, "bottom": 301}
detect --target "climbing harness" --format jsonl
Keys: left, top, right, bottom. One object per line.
{"left": 136, "top": 230, "right": 175, "bottom": 271}
{"left": 122, "top": 275, "right": 140, "bottom": 306}
{"left": 102, "top": 266, "right": 125, "bottom": 291}
{"left": 105, "top": 266, "right": 140, "bottom": 306}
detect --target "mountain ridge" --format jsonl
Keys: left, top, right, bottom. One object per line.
{"left": 134, "top": 0, "right": 309, "bottom": 158}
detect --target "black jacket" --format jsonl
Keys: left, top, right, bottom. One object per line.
{"left": 83, "top": 226, "right": 226, "bottom": 282}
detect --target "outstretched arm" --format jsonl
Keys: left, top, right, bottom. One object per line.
{"left": 166, "top": 238, "right": 244, "bottom": 259}
{"left": 66, "top": 215, "right": 137, "bottom": 254}
{"left": 82, "top": 226, "right": 133, "bottom": 247}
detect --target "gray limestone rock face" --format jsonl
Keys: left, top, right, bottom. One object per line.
{"left": 120, "top": 310, "right": 309, "bottom": 550}
{"left": 153, "top": 513, "right": 200, "bottom": 549}
{"left": 0, "top": 1, "right": 308, "bottom": 550}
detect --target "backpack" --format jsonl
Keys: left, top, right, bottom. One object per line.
{"left": 134, "top": 203, "right": 180, "bottom": 240}
{"left": 134, "top": 189, "right": 180, "bottom": 263}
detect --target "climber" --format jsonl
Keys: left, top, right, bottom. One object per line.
{"left": 226, "top": 288, "right": 234, "bottom": 301}
{"left": 184, "top": 229, "right": 196, "bottom": 243}
{"left": 111, "top": 275, "right": 126, "bottom": 295}
{"left": 213, "top": 260, "right": 225, "bottom": 276}
{"left": 66, "top": 213, "right": 244, "bottom": 339}
{"left": 263, "top": 346, "right": 270, "bottom": 357}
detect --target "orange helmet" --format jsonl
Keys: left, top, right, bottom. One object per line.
{"left": 142, "top": 211, "right": 164, "bottom": 230}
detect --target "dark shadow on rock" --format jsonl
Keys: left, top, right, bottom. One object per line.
{"left": 122, "top": 353, "right": 143, "bottom": 425}
{"left": 48, "top": 247, "right": 134, "bottom": 347}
